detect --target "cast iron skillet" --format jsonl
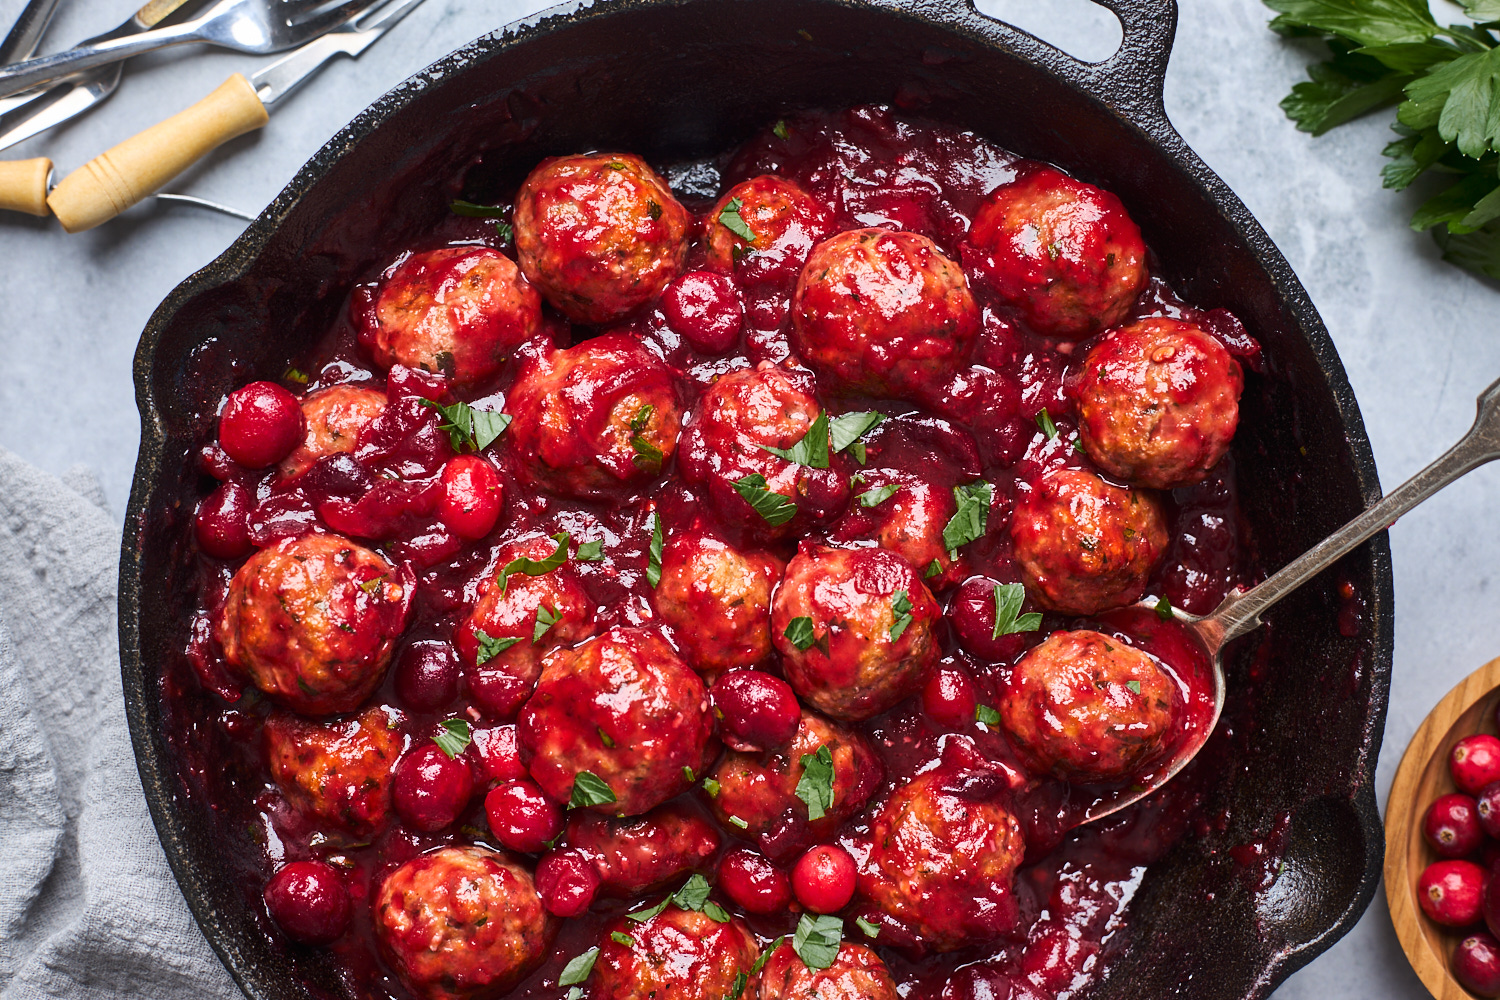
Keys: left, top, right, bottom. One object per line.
{"left": 118, "top": 1, "right": 1395, "bottom": 997}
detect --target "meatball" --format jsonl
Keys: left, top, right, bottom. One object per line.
{"left": 454, "top": 535, "right": 598, "bottom": 719}
{"left": 518, "top": 626, "right": 714, "bottom": 817}
{"left": 361, "top": 247, "right": 542, "bottom": 387}
{"left": 791, "top": 228, "right": 979, "bottom": 401}
{"left": 505, "top": 333, "right": 682, "bottom": 499}
{"left": 770, "top": 545, "right": 940, "bottom": 721}
{"left": 567, "top": 804, "right": 721, "bottom": 896}
{"left": 678, "top": 364, "right": 850, "bottom": 536}
{"left": 1073, "top": 317, "right": 1244, "bottom": 489}
{"left": 278, "top": 384, "right": 387, "bottom": 480}
{"left": 963, "top": 165, "right": 1148, "bottom": 340}
{"left": 513, "top": 153, "right": 691, "bottom": 324}
{"left": 374, "top": 846, "right": 554, "bottom": 1000}
{"left": 264, "top": 706, "right": 402, "bottom": 835}
{"left": 1010, "top": 468, "right": 1167, "bottom": 615}
{"left": 216, "top": 533, "right": 411, "bottom": 715}
{"left": 592, "top": 907, "right": 760, "bottom": 1000}
{"left": 831, "top": 469, "right": 962, "bottom": 587}
{"left": 1001, "top": 629, "right": 1177, "bottom": 782}
{"left": 757, "top": 939, "right": 899, "bottom": 1000}
{"left": 857, "top": 761, "right": 1026, "bottom": 951}
{"left": 653, "top": 528, "right": 784, "bottom": 675}
{"left": 710, "top": 711, "right": 882, "bottom": 859}
{"left": 706, "top": 175, "right": 834, "bottom": 289}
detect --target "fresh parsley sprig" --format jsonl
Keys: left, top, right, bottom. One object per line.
{"left": 759, "top": 411, "right": 831, "bottom": 468}
{"left": 992, "top": 582, "right": 1042, "bottom": 639}
{"left": 794, "top": 745, "right": 836, "bottom": 820}
{"left": 496, "top": 532, "right": 570, "bottom": 593}
{"left": 421, "top": 399, "right": 511, "bottom": 452}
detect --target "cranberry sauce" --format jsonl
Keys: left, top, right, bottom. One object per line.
{"left": 166, "top": 105, "right": 1261, "bottom": 1000}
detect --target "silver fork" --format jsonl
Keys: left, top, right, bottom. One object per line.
{"left": 0, "top": 0, "right": 369, "bottom": 99}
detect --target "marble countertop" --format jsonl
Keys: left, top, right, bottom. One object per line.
{"left": 1, "top": 0, "right": 1493, "bottom": 995}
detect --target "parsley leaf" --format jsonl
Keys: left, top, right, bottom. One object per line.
{"left": 732, "top": 474, "right": 798, "bottom": 526}
{"left": 475, "top": 629, "right": 523, "bottom": 664}
{"left": 855, "top": 915, "right": 880, "bottom": 939}
{"left": 758, "top": 411, "right": 831, "bottom": 468}
{"left": 792, "top": 913, "right": 843, "bottom": 971}
{"left": 1263, "top": 0, "right": 1437, "bottom": 47}
{"left": 1035, "top": 408, "right": 1059, "bottom": 440}
{"left": 727, "top": 814, "right": 749, "bottom": 829}
{"left": 726, "top": 971, "right": 748, "bottom": 1000}
{"left": 672, "top": 873, "right": 714, "bottom": 911}
{"left": 992, "top": 582, "right": 1043, "bottom": 638}
{"left": 975, "top": 704, "right": 1001, "bottom": 727}
{"left": 421, "top": 399, "right": 512, "bottom": 452}
{"left": 718, "top": 196, "right": 756, "bottom": 242}
{"left": 568, "top": 770, "right": 617, "bottom": 809}
{"left": 558, "top": 947, "right": 599, "bottom": 986}
{"left": 829, "top": 411, "right": 885, "bottom": 464}
{"left": 795, "top": 745, "right": 836, "bottom": 820}
{"left": 629, "top": 404, "right": 664, "bottom": 472}
{"left": 495, "top": 220, "right": 513, "bottom": 243}
{"left": 942, "top": 482, "right": 992, "bottom": 554}
{"left": 702, "top": 777, "right": 721, "bottom": 797}
{"left": 889, "top": 590, "right": 914, "bottom": 641}
{"left": 567, "top": 989, "right": 583, "bottom": 1000}
{"left": 497, "top": 532, "right": 570, "bottom": 593}
{"left": 647, "top": 513, "right": 664, "bottom": 587}
{"left": 611, "top": 931, "right": 636, "bottom": 947}
{"left": 751, "top": 937, "right": 785, "bottom": 974}
{"left": 432, "top": 719, "right": 472, "bottom": 759}
{"left": 626, "top": 897, "right": 671, "bottom": 924}
{"left": 1126, "top": 679, "right": 1143, "bottom": 694}
{"left": 784, "top": 616, "right": 830, "bottom": 656}
{"left": 683, "top": 765, "right": 695, "bottom": 783}
{"left": 576, "top": 539, "right": 605, "bottom": 561}
{"left": 857, "top": 484, "right": 899, "bottom": 507}
{"left": 450, "top": 199, "right": 510, "bottom": 218}
{"left": 925, "top": 559, "right": 943, "bottom": 579}
{"left": 1155, "top": 595, "right": 1175, "bottom": 621}
{"left": 533, "top": 605, "right": 560, "bottom": 643}
{"left": 774, "top": 119, "right": 791, "bottom": 139}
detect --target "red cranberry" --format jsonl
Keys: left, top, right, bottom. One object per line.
{"left": 1479, "top": 784, "right": 1500, "bottom": 841}
{"left": 1453, "top": 735, "right": 1500, "bottom": 795}
{"left": 194, "top": 481, "right": 254, "bottom": 559}
{"left": 718, "top": 847, "right": 792, "bottom": 915}
{"left": 1427, "top": 792, "right": 1485, "bottom": 857}
{"left": 662, "top": 271, "right": 744, "bottom": 353}
{"left": 791, "top": 844, "right": 856, "bottom": 914}
{"left": 1483, "top": 841, "right": 1500, "bottom": 873}
{"left": 922, "top": 665, "right": 979, "bottom": 729}
{"left": 392, "top": 742, "right": 474, "bottom": 832}
{"left": 949, "top": 577, "right": 1030, "bottom": 663}
{"left": 218, "top": 381, "right": 303, "bottom": 469}
{"left": 1456, "top": 931, "right": 1500, "bottom": 996}
{"left": 485, "top": 780, "right": 563, "bottom": 853}
{"left": 394, "top": 641, "right": 459, "bottom": 711}
{"left": 472, "top": 724, "right": 527, "bottom": 782}
{"left": 438, "top": 455, "right": 503, "bottom": 540}
{"left": 710, "top": 670, "right": 801, "bottom": 752}
{"left": 263, "top": 860, "right": 351, "bottom": 944}
{"left": 1418, "top": 859, "right": 1487, "bottom": 927}
{"left": 536, "top": 848, "right": 600, "bottom": 917}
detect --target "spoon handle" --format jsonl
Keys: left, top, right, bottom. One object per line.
{"left": 1207, "top": 376, "right": 1500, "bottom": 646}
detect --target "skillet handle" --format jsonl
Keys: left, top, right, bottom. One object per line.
{"left": 1079, "top": 0, "right": 1177, "bottom": 121}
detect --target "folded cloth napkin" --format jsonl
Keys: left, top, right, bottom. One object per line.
{"left": 0, "top": 447, "right": 235, "bottom": 1000}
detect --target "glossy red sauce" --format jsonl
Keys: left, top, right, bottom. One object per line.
{"left": 165, "top": 105, "right": 1264, "bottom": 1000}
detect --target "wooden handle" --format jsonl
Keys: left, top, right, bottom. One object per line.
{"left": 47, "top": 73, "right": 267, "bottom": 233}
{"left": 0, "top": 157, "right": 52, "bottom": 216}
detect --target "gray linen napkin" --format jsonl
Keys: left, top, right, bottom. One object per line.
{"left": 0, "top": 447, "right": 235, "bottom": 1000}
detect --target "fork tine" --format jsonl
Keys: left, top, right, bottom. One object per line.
{"left": 351, "top": 0, "right": 426, "bottom": 33}
{"left": 282, "top": 0, "right": 367, "bottom": 30}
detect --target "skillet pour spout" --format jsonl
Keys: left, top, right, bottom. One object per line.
{"left": 117, "top": 1, "right": 1392, "bottom": 999}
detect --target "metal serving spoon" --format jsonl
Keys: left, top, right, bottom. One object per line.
{"left": 1082, "top": 375, "right": 1500, "bottom": 825}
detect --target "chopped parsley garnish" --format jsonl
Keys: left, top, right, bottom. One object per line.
{"left": 533, "top": 605, "right": 560, "bottom": 643}
{"left": 611, "top": 931, "right": 636, "bottom": 947}
{"left": 626, "top": 874, "right": 729, "bottom": 925}
{"left": 992, "top": 582, "right": 1042, "bottom": 639}
{"left": 975, "top": 704, "right": 1002, "bottom": 727}
{"left": 431, "top": 719, "right": 472, "bottom": 759}
{"left": 358, "top": 575, "right": 386, "bottom": 595}
{"left": 855, "top": 915, "right": 880, "bottom": 939}
{"left": 576, "top": 539, "right": 605, "bottom": 561}
{"left": 567, "top": 989, "right": 583, "bottom": 1000}
{"left": 1073, "top": 438, "right": 1087, "bottom": 455}
{"left": 682, "top": 765, "right": 695, "bottom": 783}
{"left": 494, "top": 220, "right": 513, "bottom": 243}
{"left": 629, "top": 404, "right": 664, "bottom": 472}
{"left": 672, "top": 873, "right": 713, "bottom": 912}
{"left": 626, "top": 898, "right": 671, "bottom": 924}
{"left": 648, "top": 200, "right": 662, "bottom": 220}
{"left": 732, "top": 474, "right": 798, "bottom": 526}
{"left": 727, "top": 971, "right": 749, "bottom": 1000}
{"left": 1155, "top": 595, "right": 1175, "bottom": 621}
{"left": 758, "top": 411, "right": 830, "bottom": 468}
{"left": 597, "top": 726, "right": 615, "bottom": 748}
{"left": 783, "top": 616, "right": 829, "bottom": 656}
{"left": 283, "top": 367, "right": 308, "bottom": 384}
{"left": 751, "top": 937, "right": 784, "bottom": 974}
{"left": 475, "top": 629, "right": 523, "bottom": 664}
{"left": 421, "top": 399, "right": 511, "bottom": 452}
{"left": 889, "top": 590, "right": 914, "bottom": 641}
{"left": 792, "top": 913, "right": 843, "bottom": 971}
{"left": 794, "top": 745, "right": 836, "bottom": 821}
{"left": 1126, "top": 680, "right": 1143, "bottom": 694}
{"left": 568, "top": 770, "right": 617, "bottom": 809}
{"left": 718, "top": 196, "right": 756, "bottom": 242}
{"left": 727, "top": 814, "right": 749, "bottom": 829}
{"left": 647, "top": 513, "right": 664, "bottom": 587}
{"left": 1035, "top": 407, "right": 1059, "bottom": 440}
{"left": 773, "top": 119, "right": 790, "bottom": 139}
{"left": 942, "top": 481, "right": 993, "bottom": 554}
{"left": 702, "top": 777, "right": 721, "bottom": 797}
{"left": 449, "top": 199, "right": 508, "bottom": 218}
{"left": 497, "top": 532, "right": 570, "bottom": 593}
{"left": 925, "top": 560, "right": 942, "bottom": 579}
{"left": 558, "top": 947, "right": 599, "bottom": 986}
{"left": 829, "top": 411, "right": 886, "bottom": 464}
{"left": 857, "top": 484, "right": 899, "bottom": 507}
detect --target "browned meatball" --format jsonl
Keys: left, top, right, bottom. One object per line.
{"left": 216, "top": 533, "right": 411, "bottom": 715}
{"left": 361, "top": 247, "right": 543, "bottom": 387}
{"left": 831, "top": 469, "right": 963, "bottom": 587}
{"left": 513, "top": 153, "right": 691, "bottom": 324}
{"left": 592, "top": 907, "right": 760, "bottom": 1000}
{"left": 374, "top": 846, "right": 555, "bottom": 1000}
{"left": 706, "top": 175, "right": 834, "bottom": 289}
{"left": 454, "top": 534, "right": 598, "bottom": 719}
{"left": 770, "top": 545, "right": 940, "bottom": 721}
{"left": 517, "top": 627, "right": 714, "bottom": 817}
{"left": 791, "top": 228, "right": 979, "bottom": 401}
{"left": 710, "top": 711, "right": 882, "bottom": 859}
{"left": 505, "top": 333, "right": 682, "bottom": 499}
{"left": 678, "top": 363, "right": 849, "bottom": 536}
{"left": 278, "top": 384, "right": 387, "bottom": 480}
{"left": 756, "top": 939, "right": 899, "bottom": 1000}
{"left": 1010, "top": 468, "right": 1167, "bottom": 615}
{"left": 1074, "top": 317, "right": 1244, "bottom": 489}
{"left": 264, "top": 705, "right": 402, "bottom": 835}
{"left": 567, "top": 804, "right": 721, "bottom": 896}
{"left": 653, "top": 527, "right": 784, "bottom": 675}
{"left": 1001, "top": 629, "right": 1177, "bottom": 782}
{"left": 857, "top": 760, "right": 1026, "bottom": 951}
{"left": 963, "top": 165, "right": 1148, "bottom": 340}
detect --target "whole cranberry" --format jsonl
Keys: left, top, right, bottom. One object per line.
{"left": 392, "top": 742, "right": 475, "bottom": 832}
{"left": 792, "top": 844, "right": 856, "bottom": 914}
{"left": 718, "top": 847, "right": 792, "bottom": 915}
{"left": 535, "top": 848, "right": 600, "bottom": 917}
{"left": 1453, "top": 735, "right": 1500, "bottom": 794}
{"left": 194, "top": 480, "right": 254, "bottom": 559}
{"left": 662, "top": 271, "right": 744, "bottom": 354}
{"left": 394, "top": 641, "right": 460, "bottom": 711}
{"left": 1486, "top": 870, "right": 1500, "bottom": 938}
{"left": 485, "top": 779, "right": 564, "bottom": 853}
{"left": 218, "top": 381, "right": 303, "bottom": 469}
{"left": 438, "top": 455, "right": 503, "bottom": 540}
{"left": 1484, "top": 841, "right": 1500, "bottom": 873}
{"left": 1418, "top": 859, "right": 1487, "bottom": 927}
{"left": 949, "top": 577, "right": 1030, "bottom": 664}
{"left": 472, "top": 724, "right": 527, "bottom": 782}
{"left": 1426, "top": 793, "right": 1485, "bottom": 857}
{"left": 263, "top": 860, "right": 351, "bottom": 944}
{"left": 710, "top": 670, "right": 801, "bottom": 752}
{"left": 1457, "top": 931, "right": 1500, "bottom": 997}
{"left": 922, "top": 665, "right": 979, "bottom": 729}
{"left": 1479, "top": 784, "right": 1500, "bottom": 841}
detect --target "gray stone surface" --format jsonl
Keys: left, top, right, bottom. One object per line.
{"left": 1, "top": 0, "right": 1495, "bottom": 995}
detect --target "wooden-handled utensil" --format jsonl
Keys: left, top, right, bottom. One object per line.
{"left": 0, "top": 154, "right": 50, "bottom": 213}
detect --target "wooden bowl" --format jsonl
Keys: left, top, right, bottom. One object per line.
{"left": 1387, "top": 656, "right": 1500, "bottom": 997}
